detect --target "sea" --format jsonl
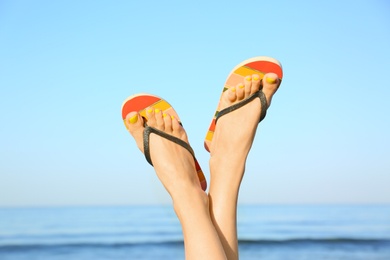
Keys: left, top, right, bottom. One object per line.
{"left": 0, "top": 204, "right": 389, "bottom": 260}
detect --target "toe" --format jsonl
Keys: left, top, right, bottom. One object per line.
{"left": 244, "top": 75, "right": 252, "bottom": 96}
{"left": 227, "top": 86, "right": 237, "bottom": 102}
{"left": 252, "top": 74, "right": 261, "bottom": 93}
{"left": 262, "top": 73, "right": 280, "bottom": 107}
{"left": 125, "top": 112, "right": 143, "bottom": 132}
{"left": 171, "top": 115, "right": 181, "bottom": 132}
{"left": 146, "top": 107, "right": 155, "bottom": 126}
{"left": 154, "top": 109, "right": 165, "bottom": 131}
{"left": 125, "top": 111, "right": 146, "bottom": 152}
{"left": 163, "top": 112, "right": 173, "bottom": 133}
{"left": 236, "top": 83, "right": 245, "bottom": 100}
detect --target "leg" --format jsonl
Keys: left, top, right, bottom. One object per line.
{"left": 125, "top": 107, "right": 226, "bottom": 260}
{"left": 208, "top": 73, "right": 281, "bottom": 259}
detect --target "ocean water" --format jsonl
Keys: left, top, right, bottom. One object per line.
{"left": 0, "top": 205, "right": 389, "bottom": 260}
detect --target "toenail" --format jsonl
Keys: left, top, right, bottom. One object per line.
{"left": 147, "top": 109, "right": 153, "bottom": 113}
{"left": 246, "top": 76, "right": 251, "bottom": 81}
{"left": 253, "top": 75, "right": 259, "bottom": 80}
{"left": 163, "top": 113, "right": 167, "bottom": 117}
{"left": 266, "top": 77, "right": 277, "bottom": 84}
{"left": 155, "top": 109, "right": 160, "bottom": 113}
{"left": 129, "top": 114, "right": 138, "bottom": 124}
{"left": 231, "top": 87, "right": 236, "bottom": 92}
{"left": 171, "top": 115, "right": 175, "bottom": 120}
{"left": 239, "top": 84, "right": 245, "bottom": 89}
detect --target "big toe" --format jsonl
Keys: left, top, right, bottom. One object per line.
{"left": 262, "top": 73, "right": 281, "bottom": 107}
{"left": 124, "top": 111, "right": 146, "bottom": 152}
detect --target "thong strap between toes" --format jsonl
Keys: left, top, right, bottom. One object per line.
{"left": 143, "top": 125, "right": 195, "bottom": 166}
{"left": 215, "top": 90, "right": 268, "bottom": 124}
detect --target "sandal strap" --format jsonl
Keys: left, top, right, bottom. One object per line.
{"left": 215, "top": 90, "right": 268, "bottom": 123}
{"left": 143, "top": 126, "right": 195, "bottom": 166}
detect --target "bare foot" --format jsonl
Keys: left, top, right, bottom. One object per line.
{"left": 124, "top": 108, "right": 203, "bottom": 198}
{"left": 209, "top": 73, "right": 281, "bottom": 162}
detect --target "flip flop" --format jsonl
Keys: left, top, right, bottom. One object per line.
{"left": 204, "top": 56, "right": 283, "bottom": 152}
{"left": 122, "top": 93, "right": 207, "bottom": 191}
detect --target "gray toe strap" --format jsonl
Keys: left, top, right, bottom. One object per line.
{"left": 215, "top": 90, "right": 268, "bottom": 123}
{"left": 143, "top": 126, "right": 195, "bottom": 166}
{"left": 258, "top": 90, "right": 268, "bottom": 122}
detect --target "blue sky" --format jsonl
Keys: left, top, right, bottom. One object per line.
{"left": 1, "top": 0, "right": 389, "bottom": 206}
